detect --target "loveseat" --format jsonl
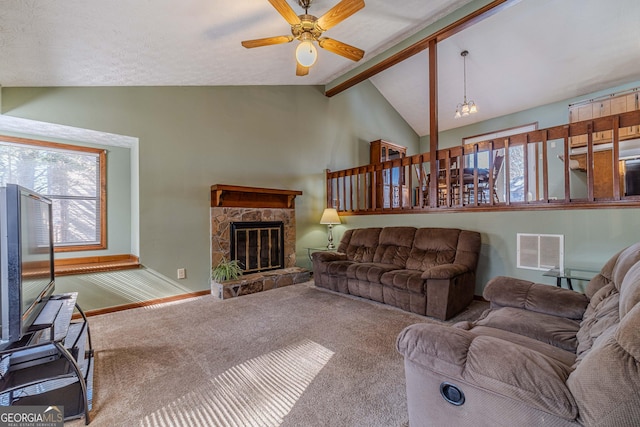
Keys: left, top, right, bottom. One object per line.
{"left": 312, "top": 227, "right": 481, "bottom": 320}
{"left": 397, "top": 242, "right": 640, "bottom": 426}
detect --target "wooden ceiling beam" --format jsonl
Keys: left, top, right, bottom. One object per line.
{"left": 324, "top": 0, "right": 522, "bottom": 98}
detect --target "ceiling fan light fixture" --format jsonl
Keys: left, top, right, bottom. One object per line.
{"left": 241, "top": 0, "right": 365, "bottom": 75}
{"left": 296, "top": 40, "right": 318, "bottom": 67}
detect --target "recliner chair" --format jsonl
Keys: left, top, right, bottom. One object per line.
{"left": 396, "top": 242, "right": 640, "bottom": 426}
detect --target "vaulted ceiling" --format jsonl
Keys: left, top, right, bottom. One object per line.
{"left": 1, "top": 0, "right": 639, "bottom": 136}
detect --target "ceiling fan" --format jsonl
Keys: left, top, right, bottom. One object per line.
{"left": 241, "top": 0, "right": 365, "bottom": 76}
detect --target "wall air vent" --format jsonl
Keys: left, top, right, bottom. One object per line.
{"left": 517, "top": 233, "right": 564, "bottom": 271}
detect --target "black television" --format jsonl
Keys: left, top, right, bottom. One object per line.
{"left": 0, "top": 184, "right": 55, "bottom": 349}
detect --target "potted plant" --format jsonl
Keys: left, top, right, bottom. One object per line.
{"left": 211, "top": 257, "right": 243, "bottom": 283}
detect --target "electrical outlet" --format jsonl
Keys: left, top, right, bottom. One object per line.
{"left": 177, "top": 268, "right": 186, "bottom": 279}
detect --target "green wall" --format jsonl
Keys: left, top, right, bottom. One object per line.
{"left": 2, "top": 83, "right": 420, "bottom": 296}
{"left": 328, "top": 209, "right": 639, "bottom": 295}
{"left": 3, "top": 80, "right": 640, "bottom": 305}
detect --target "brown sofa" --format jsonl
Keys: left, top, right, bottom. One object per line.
{"left": 312, "top": 227, "right": 481, "bottom": 320}
{"left": 397, "top": 242, "right": 640, "bottom": 426}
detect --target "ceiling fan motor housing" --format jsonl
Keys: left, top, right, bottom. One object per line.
{"left": 292, "top": 14, "right": 323, "bottom": 40}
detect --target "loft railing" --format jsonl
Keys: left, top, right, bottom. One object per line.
{"left": 326, "top": 110, "right": 640, "bottom": 214}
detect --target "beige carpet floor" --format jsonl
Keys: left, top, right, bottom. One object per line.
{"left": 70, "top": 282, "right": 488, "bottom": 427}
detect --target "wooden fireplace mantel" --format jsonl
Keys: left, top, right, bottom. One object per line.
{"left": 211, "top": 184, "right": 303, "bottom": 209}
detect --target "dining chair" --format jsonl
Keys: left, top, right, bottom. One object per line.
{"left": 462, "top": 153, "right": 504, "bottom": 204}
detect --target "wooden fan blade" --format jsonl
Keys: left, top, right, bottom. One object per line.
{"left": 268, "top": 0, "right": 302, "bottom": 26}
{"left": 241, "top": 35, "right": 294, "bottom": 48}
{"left": 296, "top": 62, "right": 309, "bottom": 76}
{"left": 316, "top": 0, "right": 365, "bottom": 31}
{"left": 318, "top": 37, "right": 364, "bottom": 61}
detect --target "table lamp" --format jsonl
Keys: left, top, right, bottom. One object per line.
{"left": 320, "top": 208, "right": 341, "bottom": 250}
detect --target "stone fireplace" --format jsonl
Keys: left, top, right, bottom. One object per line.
{"left": 230, "top": 221, "right": 284, "bottom": 274}
{"left": 210, "top": 185, "right": 309, "bottom": 299}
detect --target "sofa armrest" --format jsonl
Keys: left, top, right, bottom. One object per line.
{"left": 421, "top": 266, "right": 476, "bottom": 320}
{"left": 396, "top": 323, "right": 578, "bottom": 420}
{"left": 311, "top": 251, "right": 347, "bottom": 263}
{"left": 420, "top": 263, "right": 469, "bottom": 280}
{"left": 483, "top": 276, "right": 589, "bottom": 320}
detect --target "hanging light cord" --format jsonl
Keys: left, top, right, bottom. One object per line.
{"left": 463, "top": 52, "right": 468, "bottom": 103}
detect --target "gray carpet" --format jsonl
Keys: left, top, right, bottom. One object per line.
{"left": 71, "top": 282, "right": 487, "bottom": 427}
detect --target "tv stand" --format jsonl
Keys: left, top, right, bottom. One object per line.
{"left": 0, "top": 292, "right": 93, "bottom": 424}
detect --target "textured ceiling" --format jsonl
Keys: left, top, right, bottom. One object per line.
{"left": 1, "top": 0, "right": 640, "bottom": 137}
{"left": 0, "top": 0, "right": 472, "bottom": 86}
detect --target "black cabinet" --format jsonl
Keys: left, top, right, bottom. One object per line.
{"left": 0, "top": 293, "right": 93, "bottom": 424}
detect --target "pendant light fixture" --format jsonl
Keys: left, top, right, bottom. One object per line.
{"left": 454, "top": 50, "right": 478, "bottom": 119}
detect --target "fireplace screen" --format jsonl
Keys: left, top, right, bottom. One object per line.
{"left": 230, "top": 221, "right": 284, "bottom": 274}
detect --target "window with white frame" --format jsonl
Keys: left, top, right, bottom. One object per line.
{"left": 0, "top": 135, "right": 106, "bottom": 251}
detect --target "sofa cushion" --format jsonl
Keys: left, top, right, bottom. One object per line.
{"left": 567, "top": 303, "right": 640, "bottom": 426}
{"left": 583, "top": 242, "right": 640, "bottom": 299}
{"left": 483, "top": 278, "right": 588, "bottom": 319}
{"left": 575, "top": 285, "right": 620, "bottom": 364}
{"left": 611, "top": 242, "right": 640, "bottom": 292}
{"left": 406, "top": 228, "right": 460, "bottom": 271}
{"left": 465, "top": 336, "right": 577, "bottom": 419}
{"left": 453, "top": 230, "right": 482, "bottom": 271}
{"left": 380, "top": 269, "right": 425, "bottom": 294}
{"left": 575, "top": 260, "right": 640, "bottom": 365}
{"left": 454, "top": 323, "right": 577, "bottom": 367}
{"left": 584, "top": 248, "right": 621, "bottom": 299}
{"left": 336, "top": 228, "right": 354, "bottom": 253}
{"left": 373, "top": 227, "right": 416, "bottom": 268}
{"left": 619, "top": 261, "right": 640, "bottom": 318}
{"left": 346, "top": 262, "right": 399, "bottom": 283}
{"left": 343, "top": 228, "right": 381, "bottom": 262}
{"left": 325, "top": 260, "right": 354, "bottom": 276}
{"left": 475, "top": 307, "right": 581, "bottom": 352}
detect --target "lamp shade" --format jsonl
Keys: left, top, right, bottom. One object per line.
{"left": 320, "top": 208, "right": 341, "bottom": 225}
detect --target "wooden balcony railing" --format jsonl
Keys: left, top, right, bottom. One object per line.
{"left": 326, "top": 110, "right": 640, "bottom": 214}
